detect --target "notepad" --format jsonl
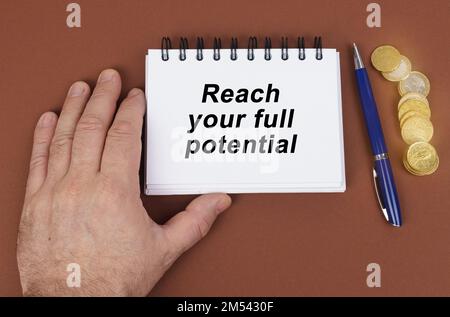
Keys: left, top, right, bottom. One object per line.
{"left": 145, "top": 39, "right": 345, "bottom": 195}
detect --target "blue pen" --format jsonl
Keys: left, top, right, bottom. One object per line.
{"left": 352, "top": 43, "right": 402, "bottom": 227}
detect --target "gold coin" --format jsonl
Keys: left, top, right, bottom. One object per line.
{"left": 399, "top": 110, "right": 427, "bottom": 129}
{"left": 382, "top": 55, "right": 411, "bottom": 81}
{"left": 406, "top": 142, "right": 439, "bottom": 175}
{"left": 398, "top": 71, "right": 431, "bottom": 96}
{"left": 398, "top": 99, "right": 431, "bottom": 121}
{"left": 401, "top": 116, "right": 434, "bottom": 144}
{"left": 402, "top": 156, "right": 425, "bottom": 176}
{"left": 371, "top": 45, "right": 402, "bottom": 72}
{"left": 402, "top": 148, "right": 435, "bottom": 176}
{"left": 404, "top": 147, "right": 437, "bottom": 176}
{"left": 398, "top": 92, "right": 429, "bottom": 110}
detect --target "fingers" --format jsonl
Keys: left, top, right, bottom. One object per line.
{"left": 25, "top": 112, "right": 58, "bottom": 199}
{"left": 100, "top": 88, "right": 145, "bottom": 185}
{"left": 70, "top": 69, "right": 121, "bottom": 176}
{"left": 163, "top": 194, "right": 232, "bottom": 257}
{"left": 46, "top": 81, "right": 90, "bottom": 181}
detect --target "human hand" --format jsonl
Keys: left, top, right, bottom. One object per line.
{"left": 17, "top": 69, "right": 232, "bottom": 296}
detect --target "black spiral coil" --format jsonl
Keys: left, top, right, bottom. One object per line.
{"left": 161, "top": 36, "right": 324, "bottom": 61}
{"left": 196, "top": 37, "right": 204, "bottom": 61}
{"left": 298, "top": 37, "right": 306, "bottom": 60}
{"left": 314, "top": 36, "right": 323, "bottom": 60}
{"left": 161, "top": 37, "right": 172, "bottom": 61}
{"left": 213, "top": 37, "right": 221, "bottom": 61}
{"left": 230, "top": 37, "right": 238, "bottom": 60}
{"left": 247, "top": 37, "right": 257, "bottom": 61}
{"left": 281, "top": 37, "right": 289, "bottom": 60}
{"left": 264, "top": 37, "right": 272, "bottom": 61}
{"left": 179, "top": 37, "right": 188, "bottom": 61}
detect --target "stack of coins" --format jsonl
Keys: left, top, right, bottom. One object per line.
{"left": 370, "top": 45, "right": 439, "bottom": 176}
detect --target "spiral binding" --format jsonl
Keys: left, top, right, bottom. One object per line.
{"left": 179, "top": 37, "right": 188, "bottom": 61}
{"left": 161, "top": 36, "right": 323, "bottom": 61}
{"left": 281, "top": 37, "right": 289, "bottom": 60}
{"left": 264, "top": 37, "right": 271, "bottom": 61}
{"left": 196, "top": 37, "right": 204, "bottom": 60}
{"left": 230, "top": 38, "right": 238, "bottom": 60}
{"left": 247, "top": 37, "right": 257, "bottom": 61}
{"left": 213, "top": 37, "right": 221, "bottom": 61}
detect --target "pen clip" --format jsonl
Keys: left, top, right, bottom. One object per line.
{"left": 372, "top": 168, "right": 389, "bottom": 221}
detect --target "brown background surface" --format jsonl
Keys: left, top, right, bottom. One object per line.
{"left": 0, "top": 0, "right": 449, "bottom": 296}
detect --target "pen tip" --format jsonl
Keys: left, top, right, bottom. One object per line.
{"left": 352, "top": 43, "right": 364, "bottom": 69}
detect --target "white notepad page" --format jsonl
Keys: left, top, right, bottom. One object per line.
{"left": 145, "top": 48, "right": 345, "bottom": 195}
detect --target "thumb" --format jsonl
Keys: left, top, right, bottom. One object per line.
{"left": 163, "top": 193, "right": 232, "bottom": 257}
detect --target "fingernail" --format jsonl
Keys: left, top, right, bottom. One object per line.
{"left": 128, "top": 88, "right": 141, "bottom": 97}
{"left": 215, "top": 195, "right": 232, "bottom": 213}
{"left": 68, "top": 82, "right": 85, "bottom": 97}
{"left": 98, "top": 69, "right": 116, "bottom": 83}
{"left": 38, "top": 112, "right": 55, "bottom": 128}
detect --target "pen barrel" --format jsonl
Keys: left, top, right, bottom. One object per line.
{"left": 355, "top": 69, "right": 388, "bottom": 155}
{"left": 374, "top": 158, "right": 402, "bottom": 226}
